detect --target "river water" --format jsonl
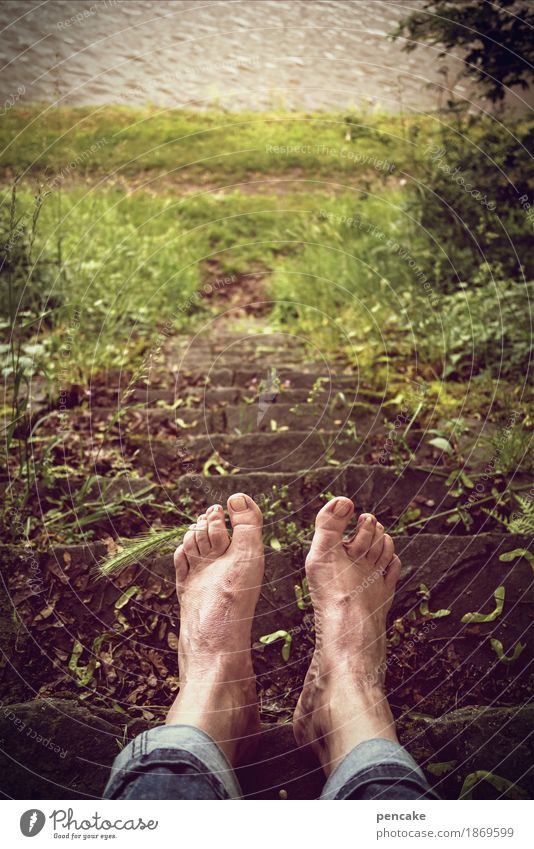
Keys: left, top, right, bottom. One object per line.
{"left": 0, "top": 0, "right": 489, "bottom": 113}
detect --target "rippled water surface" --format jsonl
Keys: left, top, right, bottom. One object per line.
{"left": 0, "top": 0, "right": 481, "bottom": 112}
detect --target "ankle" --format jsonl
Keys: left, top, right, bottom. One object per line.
{"left": 322, "top": 686, "right": 398, "bottom": 775}
{"left": 166, "top": 677, "right": 258, "bottom": 765}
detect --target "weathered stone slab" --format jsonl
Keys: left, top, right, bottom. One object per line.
{"left": 0, "top": 699, "right": 531, "bottom": 799}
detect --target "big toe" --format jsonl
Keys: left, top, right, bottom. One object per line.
{"left": 309, "top": 496, "right": 354, "bottom": 557}
{"left": 227, "top": 493, "right": 263, "bottom": 548}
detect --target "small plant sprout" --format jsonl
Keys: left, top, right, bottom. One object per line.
{"left": 114, "top": 586, "right": 141, "bottom": 609}
{"left": 176, "top": 416, "right": 198, "bottom": 429}
{"left": 417, "top": 583, "right": 451, "bottom": 619}
{"left": 259, "top": 629, "right": 292, "bottom": 661}
{"left": 461, "top": 586, "right": 505, "bottom": 624}
{"left": 426, "top": 761, "right": 457, "bottom": 777}
{"left": 202, "top": 453, "right": 227, "bottom": 475}
{"left": 499, "top": 548, "right": 534, "bottom": 573}
{"left": 459, "top": 771, "right": 527, "bottom": 800}
{"left": 294, "top": 577, "right": 312, "bottom": 610}
{"left": 490, "top": 639, "right": 526, "bottom": 664}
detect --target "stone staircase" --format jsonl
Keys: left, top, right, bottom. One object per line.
{"left": 0, "top": 321, "right": 532, "bottom": 799}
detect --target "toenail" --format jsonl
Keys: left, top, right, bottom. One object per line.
{"left": 229, "top": 494, "right": 247, "bottom": 512}
{"left": 333, "top": 499, "right": 352, "bottom": 517}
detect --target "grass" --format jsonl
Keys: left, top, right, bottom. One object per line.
{"left": 1, "top": 183, "right": 428, "bottom": 380}
{"left": 1, "top": 107, "right": 532, "bottom": 538}
{"left": 2, "top": 105, "right": 529, "bottom": 384}
{"left": 0, "top": 105, "right": 418, "bottom": 181}
{"left": 1, "top": 185, "right": 203, "bottom": 381}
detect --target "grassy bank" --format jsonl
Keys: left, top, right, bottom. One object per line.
{"left": 0, "top": 105, "right": 423, "bottom": 180}
{"left": 1, "top": 105, "right": 532, "bottom": 407}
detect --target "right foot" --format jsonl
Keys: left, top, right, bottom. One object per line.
{"left": 294, "top": 497, "right": 402, "bottom": 776}
{"left": 166, "top": 493, "right": 264, "bottom": 766}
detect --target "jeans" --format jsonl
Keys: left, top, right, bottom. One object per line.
{"left": 103, "top": 725, "right": 438, "bottom": 800}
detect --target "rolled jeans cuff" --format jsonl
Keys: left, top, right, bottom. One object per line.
{"left": 321, "top": 737, "right": 434, "bottom": 799}
{"left": 103, "top": 724, "right": 242, "bottom": 799}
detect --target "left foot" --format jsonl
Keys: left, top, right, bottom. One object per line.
{"left": 166, "top": 493, "right": 264, "bottom": 766}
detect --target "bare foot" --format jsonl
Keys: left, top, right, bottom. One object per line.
{"left": 294, "top": 497, "right": 402, "bottom": 776}
{"left": 166, "top": 493, "right": 264, "bottom": 766}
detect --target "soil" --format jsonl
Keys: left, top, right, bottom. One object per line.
{"left": 0, "top": 299, "right": 532, "bottom": 800}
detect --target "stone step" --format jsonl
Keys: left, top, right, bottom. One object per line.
{"left": 172, "top": 464, "right": 456, "bottom": 531}
{"left": 122, "top": 428, "right": 442, "bottom": 479}
{"left": 74, "top": 401, "right": 381, "bottom": 437}
{"left": 2, "top": 534, "right": 531, "bottom": 741}
{"left": 0, "top": 699, "right": 531, "bottom": 799}
{"left": 176, "top": 331, "right": 307, "bottom": 352}
{"left": 92, "top": 385, "right": 381, "bottom": 409}
{"left": 154, "top": 366, "right": 359, "bottom": 392}
{"left": 125, "top": 429, "right": 374, "bottom": 476}
{"left": 53, "top": 462, "right": 484, "bottom": 535}
{"left": 172, "top": 353, "right": 321, "bottom": 370}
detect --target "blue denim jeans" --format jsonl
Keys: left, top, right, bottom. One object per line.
{"left": 103, "top": 725, "right": 438, "bottom": 799}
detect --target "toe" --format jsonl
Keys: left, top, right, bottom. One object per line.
{"left": 368, "top": 521, "right": 385, "bottom": 564}
{"left": 309, "top": 496, "right": 354, "bottom": 556}
{"left": 345, "top": 512, "right": 377, "bottom": 560}
{"left": 384, "top": 554, "right": 402, "bottom": 594}
{"left": 195, "top": 515, "right": 211, "bottom": 556}
{"left": 183, "top": 529, "right": 200, "bottom": 563}
{"left": 174, "top": 544, "right": 189, "bottom": 584}
{"left": 227, "top": 493, "right": 263, "bottom": 548}
{"left": 377, "top": 534, "right": 395, "bottom": 571}
{"left": 206, "top": 504, "right": 231, "bottom": 555}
